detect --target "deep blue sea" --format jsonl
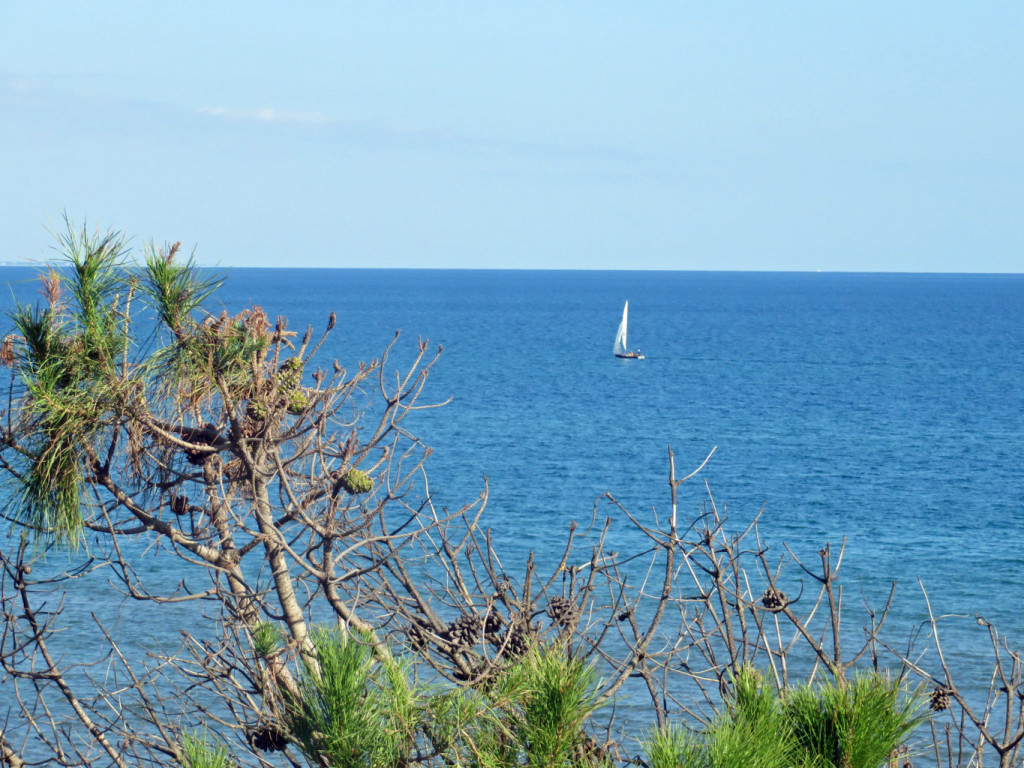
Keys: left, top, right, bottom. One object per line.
{"left": 3, "top": 267, "right": 1023, "bottom": 736}
{"left": 234, "top": 270, "right": 1024, "bottom": 662}
{"left": 217, "top": 269, "right": 1024, "bottom": 659}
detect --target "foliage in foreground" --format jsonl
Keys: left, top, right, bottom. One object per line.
{"left": 0, "top": 222, "right": 1020, "bottom": 768}
{"left": 191, "top": 631, "right": 922, "bottom": 768}
{"left": 274, "top": 633, "right": 606, "bottom": 768}
{"left": 644, "top": 667, "right": 926, "bottom": 768}
{"left": 178, "top": 730, "right": 234, "bottom": 768}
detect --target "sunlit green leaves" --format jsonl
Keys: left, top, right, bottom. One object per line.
{"left": 139, "top": 240, "right": 222, "bottom": 339}
{"left": 285, "top": 627, "right": 417, "bottom": 768}
{"left": 177, "top": 729, "right": 234, "bottom": 768}
{"left": 785, "top": 673, "right": 927, "bottom": 768}
{"left": 251, "top": 621, "right": 284, "bottom": 659}
{"left": 641, "top": 667, "right": 926, "bottom": 768}
{"left": 1, "top": 220, "right": 238, "bottom": 545}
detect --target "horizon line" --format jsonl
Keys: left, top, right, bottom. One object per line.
{"left": 1, "top": 263, "right": 1021, "bottom": 277}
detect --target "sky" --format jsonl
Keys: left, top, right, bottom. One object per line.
{"left": 1, "top": 3, "right": 1021, "bottom": 271}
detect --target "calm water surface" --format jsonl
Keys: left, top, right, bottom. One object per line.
{"left": 3, "top": 267, "right": 1023, "bottom": 732}
{"left": 216, "top": 269, "right": 1024, "bottom": 647}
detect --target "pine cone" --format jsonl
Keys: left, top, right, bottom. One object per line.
{"left": 761, "top": 587, "right": 787, "bottom": 612}
{"left": 547, "top": 596, "right": 580, "bottom": 627}
{"left": 246, "top": 400, "right": 268, "bottom": 422}
{"left": 246, "top": 723, "right": 288, "bottom": 752}
{"left": 286, "top": 388, "right": 309, "bottom": 415}
{"left": 930, "top": 685, "right": 953, "bottom": 711}
{"left": 407, "top": 622, "right": 429, "bottom": 651}
{"left": 183, "top": 426, "right": 217, "bottom": 466}
{"left": 185, "top": 448, "right": 214, "bottom": 466}
{"left": 447, "top": 614, "right": 484, "bottom": 648}
{"left": 502, "top": 623, "right": 534, "bottom": 659}
{"left": 277, "top": 357, "right": 303, "bottom": 391}
{"left": 483, "top": 611, "right": 503, "bottom": 634}
{"left": 338, "top": 469, "right": 373, "bottom": 495}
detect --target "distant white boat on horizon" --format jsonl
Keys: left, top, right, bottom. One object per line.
{"left": 613, "top": 301, "right": 644, "bottom": 359}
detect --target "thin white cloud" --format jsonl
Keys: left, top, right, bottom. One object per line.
{"left": 6, "top": 79, "right": 40, "bottom": 92}
{"left": 199, "top": 106, "right": 332, "bottom": 124}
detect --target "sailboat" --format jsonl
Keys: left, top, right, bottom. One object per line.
{"left": 613, "top": 301, "right": 644, "bottom": 359}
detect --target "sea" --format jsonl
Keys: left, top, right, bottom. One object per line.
{"left": 220, "top": 269, "right": 1024, "bottom": 618}
{"left": 2, "top": 267, "right": 1023, "bottom": 751}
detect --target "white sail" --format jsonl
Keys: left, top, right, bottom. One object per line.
{"left": 613, "top": 301, "right": 629, "bottom": 356}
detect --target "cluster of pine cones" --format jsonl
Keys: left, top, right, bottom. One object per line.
{"left": 437, "top": 612, "right": 505, "bottom": 651}
{"left": 406, "top": 608, "right": 541, "bottom": 663}
{"left": 243, "top": 357, "right": 309, "bottom": 434}
{"left": 278, "top": 359, "right": 310, "bottom": 413}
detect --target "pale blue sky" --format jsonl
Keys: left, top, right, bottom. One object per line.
{"left": 2, "top": 3, "right": 1021, "bottom": 270}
